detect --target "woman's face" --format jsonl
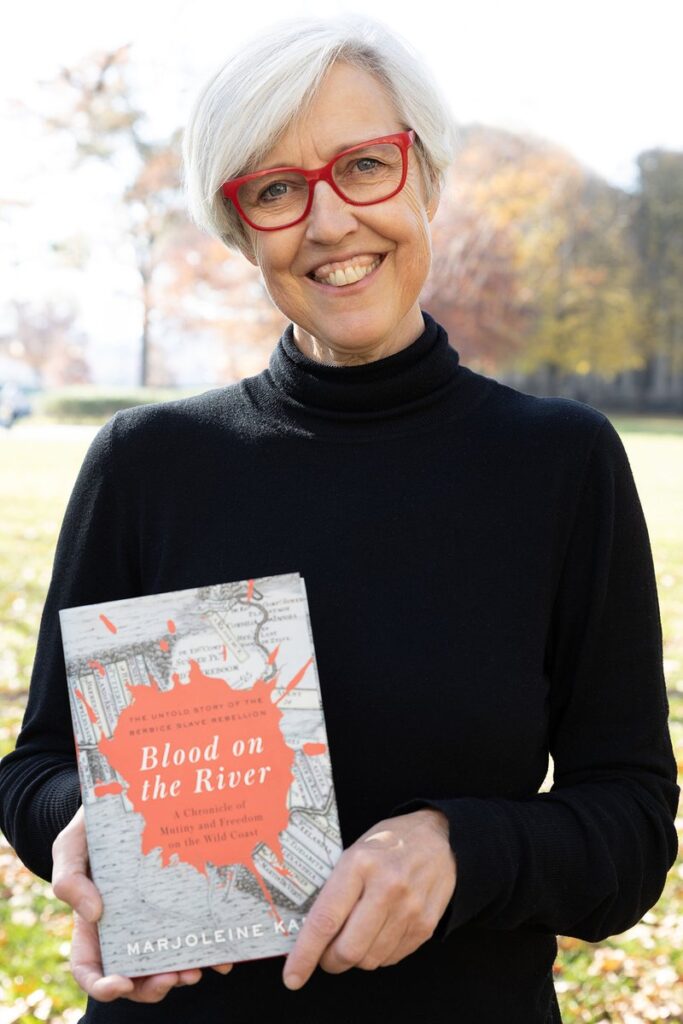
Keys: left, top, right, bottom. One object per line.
{"left": 243, "top": 61, "right": 439, "bottom": 365}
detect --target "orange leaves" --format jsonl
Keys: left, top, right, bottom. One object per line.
{"left": 587, "top": 947, "right": 628, "bottom": 975}
{"left": 426, "top": 124, "right": 643, "bottom": 379}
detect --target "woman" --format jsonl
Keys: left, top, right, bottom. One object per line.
{"left": 0, "top": 14, "right": 678, "bottom": 1023}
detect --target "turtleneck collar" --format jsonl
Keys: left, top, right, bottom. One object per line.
{"left": 265, "top": 310, "right": 460, "bottom": 417}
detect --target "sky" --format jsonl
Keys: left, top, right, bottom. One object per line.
{"left": 1, "top": 0, "right": 682, "bottom": 384}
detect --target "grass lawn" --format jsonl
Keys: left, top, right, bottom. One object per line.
{"left": 0, "top": 417, "right": 681, "bottom": 1023}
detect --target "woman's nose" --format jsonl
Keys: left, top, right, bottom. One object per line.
{"left": 304, "top": 180, "right": 358, "bottom": 242}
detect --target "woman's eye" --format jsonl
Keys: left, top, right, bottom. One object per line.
{"left": 355, "top": 158, "right": 381, "bottom": 173}
{"left": 259, "top": 181, "right": 289, "bottom": 203}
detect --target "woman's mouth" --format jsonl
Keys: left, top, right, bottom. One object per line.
{"left": 306, "top": 253, "right": 386, "bottom": 290}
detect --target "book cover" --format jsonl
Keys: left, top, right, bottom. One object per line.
{"left": 59, "top": 572, "right": 342, "bottom": 977}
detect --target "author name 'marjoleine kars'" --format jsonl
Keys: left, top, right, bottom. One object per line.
{"left": 127, "top": 920, "right": 302, "bottom": 956}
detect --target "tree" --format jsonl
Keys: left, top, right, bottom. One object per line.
{"left": 122, "top": 134, "right": 187, "bottom": 386}
{"left": 517, "top": 169, "right": 642, "bottom": 386}
{"left": 432, "top": 125, "right": 643, "bottom": 387}
{"left": 40, "top": 45, "right": 185, "bottom": 385}
{"left": 1, "top": 298, "right": 90, "bottom": 386}
{"left": 422, "top": 186, "right": 527, "bottom": 372}
{"left": 151, "top": 224, "right": 287, "bottom": 383}
{"left": 633, "top": 150, "right": 683, "bottom": 407}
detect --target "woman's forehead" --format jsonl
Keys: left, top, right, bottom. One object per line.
{"left": 256, "top": 62, "right": 403, "bottom": 169}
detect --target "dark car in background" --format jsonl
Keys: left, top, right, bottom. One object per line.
{"left": 0, "top": 383, "right": 32, "bottom": 428}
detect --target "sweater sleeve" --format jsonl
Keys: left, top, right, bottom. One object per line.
{"left": 0, "top": 415, "right": 139, "bottom": 883}
{"left": 395, "top": 417, "right": 680, "bottom": 941}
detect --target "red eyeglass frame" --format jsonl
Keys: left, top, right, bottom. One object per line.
{"left": 220, "top": 129, "right": 416, "bottom": 231}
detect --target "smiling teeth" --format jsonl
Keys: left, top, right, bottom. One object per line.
{"left": 315, "top": 256, "right": 381, "bottom": 287}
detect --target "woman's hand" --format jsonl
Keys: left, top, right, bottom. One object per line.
{"left": 51, "top": 805, "right": 233, "bottom": 1002}
{"left": 282, "top": 807, "right": 456, "bottom": 990}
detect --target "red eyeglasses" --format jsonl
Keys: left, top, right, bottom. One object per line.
{"left": 221, "top": 130, "right": 416, "bottom": 231}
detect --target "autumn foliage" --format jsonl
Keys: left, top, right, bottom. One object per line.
{"left": 2, "top": 47, "right": 682, "bottom": 405}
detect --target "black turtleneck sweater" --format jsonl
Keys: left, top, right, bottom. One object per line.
{"left": 0, "top": 311, "right": 678, "bottom": 1024}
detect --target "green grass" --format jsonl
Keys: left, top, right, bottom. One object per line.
{"left": 0, "top": 427, "right": 91, "bottom": 1022}
{"left": 609, "top": 414, "right": 683, "bottom": 438}
{"left": 0, "top": 417, "right": 681, "bottom": 1022}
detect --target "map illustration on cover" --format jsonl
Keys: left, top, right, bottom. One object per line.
{"left": 59, "top": 572, "right": 342, "bottom": 977}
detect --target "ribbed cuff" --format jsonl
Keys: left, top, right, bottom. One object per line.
{"left": 13, "top": 764, "right": 82, "bottom": 882}
{"left": 390, "top": 795, "right": 515, "bottom": 939}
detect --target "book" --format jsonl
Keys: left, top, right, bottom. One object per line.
{"left": 59, "top": 572, "right": 342, "bottom": 977}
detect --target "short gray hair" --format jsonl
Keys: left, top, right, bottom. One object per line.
{"left": 181, "top": 14, "right": 458, "bottom": 259}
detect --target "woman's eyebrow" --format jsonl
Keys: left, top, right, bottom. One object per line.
{"left": 254, "top": 135, "right": 386, "bottom": 173}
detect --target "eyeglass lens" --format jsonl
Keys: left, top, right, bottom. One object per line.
{"left": 237, "top": 142, "right": 404, "bottom": 228}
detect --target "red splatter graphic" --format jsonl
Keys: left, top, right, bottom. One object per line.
{"left": 167, "top": 620, "right": 176, "bottom": 634}
{"left": 159, "top": 639, "right": 170, "bottom": 652}
{"left": 302, "top": 742, "right": 327, "bottom": 756}
{"left": 275, "top": 658, "right": 313, "bottom": 705}
{"left": 222, "top": 645, "right": 229, "bottom": 661}
{"left": 171, "top": 672, "right": 181, "bottom": 686}
{"left": 267, "top": 645, "right": 280, "bottom": 665}
{"left": 94, "top": 780, "right": 124, "bottom": 797}
{"left": 88, "top": 658, "right": 312, "bottom": 923}
{"left": 148, "top": 674, "right": 159, "bottom": 687}
{"left": 88, "top": 660, "right": 106, "bottom": 677}
{"left": 99, "top": 614, "right": 117, "bottom": 634}
{"left": 246, "top": 579, "right": 254, "bottom": 602}
{"left": 75, "top": 690, "right": 98, "bottom": 724}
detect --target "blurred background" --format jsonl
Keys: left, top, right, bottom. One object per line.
{"left": 1, "top": 1, "right": 681, "bottom": 1021}
{"left": 2, "top": 0, "right": 682, "bottom": 409}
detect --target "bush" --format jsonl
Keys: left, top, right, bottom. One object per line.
{"left": 37, "top": 387, "right": 205, "bottom": 422}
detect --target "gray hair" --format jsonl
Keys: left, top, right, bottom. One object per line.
{"left": 181, "top": 14, "right": 458, "bottom": 259}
